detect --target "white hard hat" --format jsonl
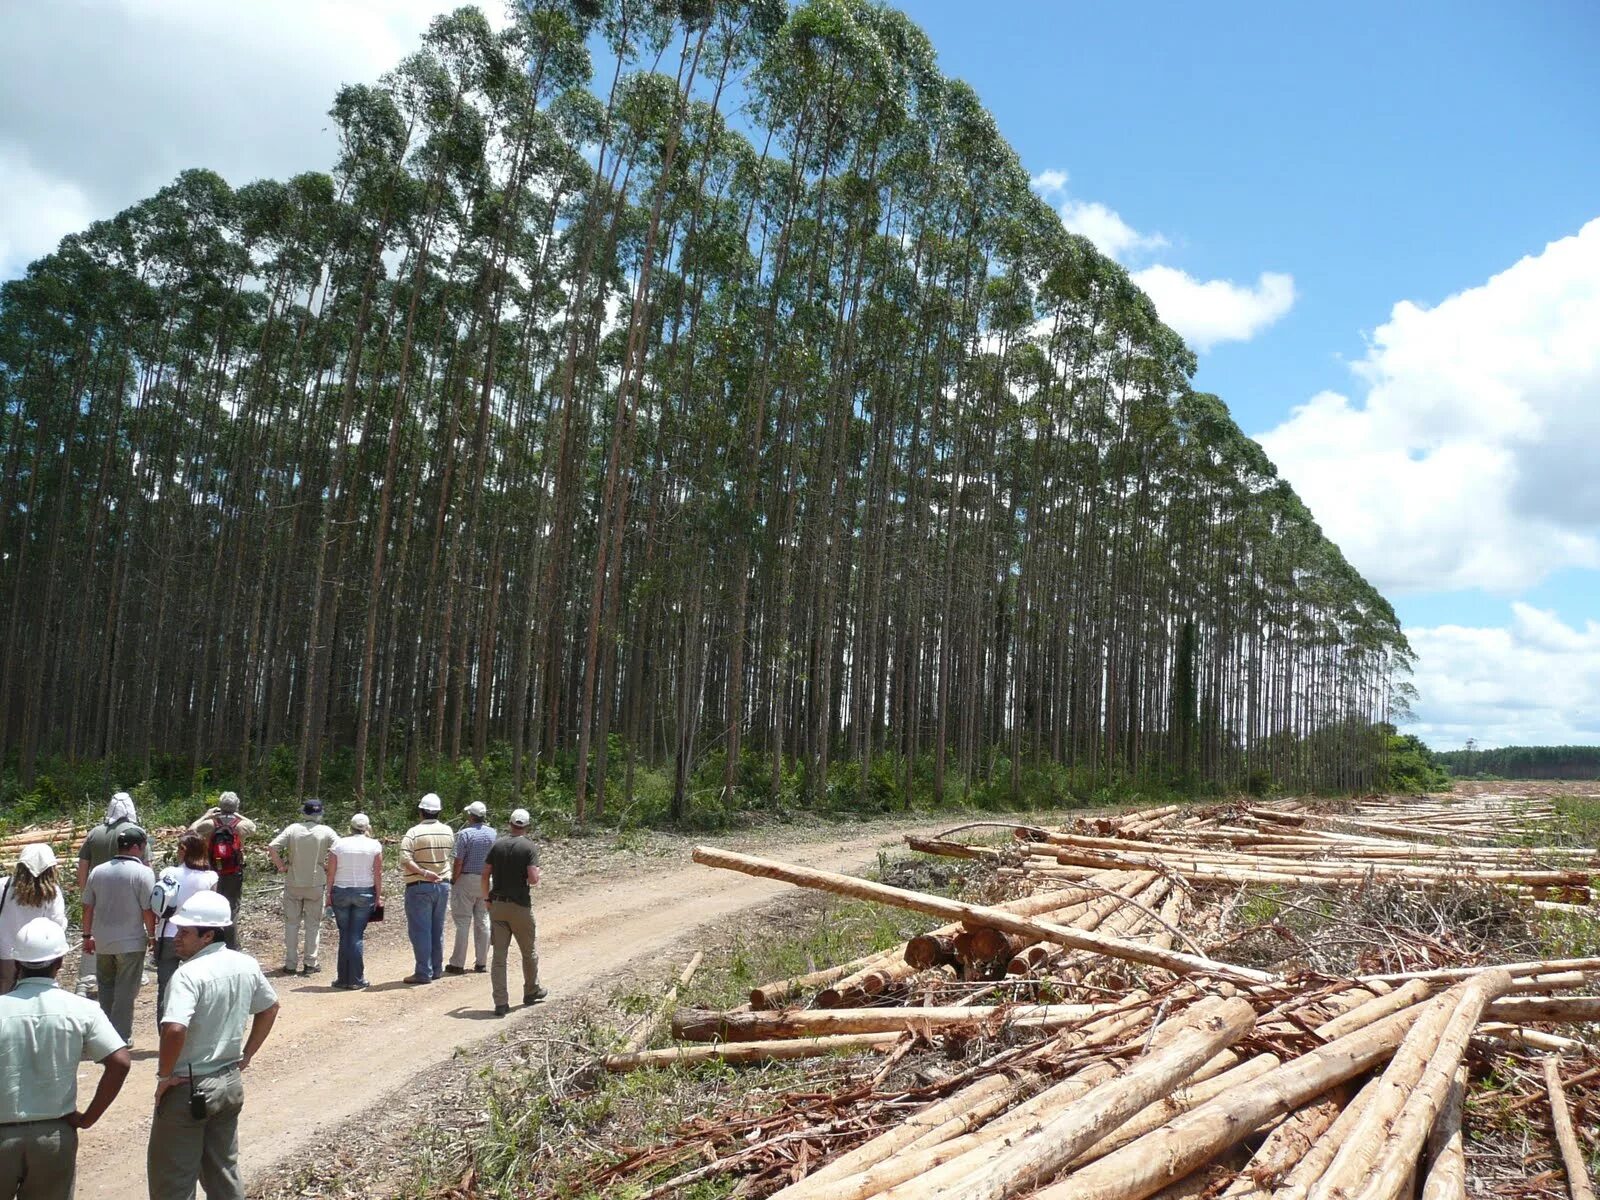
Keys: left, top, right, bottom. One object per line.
{"left": 17, "top": 843, "right": 57, "bottom": 875}
{"left": 349, "top": 813, "right": 372, "bottom": 832}
{"left": 168, "top": 891, "right": 234, "bottom": 929}
{"left": 509, "top": 808, "right": 531, "bottom": 828}
{"left": 418, "top": 793, "right": 443, "bottom": 814}
{"left": 463, "top": 800, "right": 488, "bottom": 819}
{"left": 13, "top": 918, "right": 70, "bottom": 965}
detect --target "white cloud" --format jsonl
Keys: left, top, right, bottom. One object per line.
{"left": 1257, "top": 217, "right": 1600, "bottom": 594}
{"left": 1129, "top": 265, "right": 1295, "bottom": 351}
{"left": 1029, "top": 169, "right": 1069, "bottom": 197}
{"left": 1060, "top": 200, "right": 1169, "bottom": 263}
{"left": 0, "top": 145, "right": 95, "bottom": 278}
{"left": 1028, "top": 165, "right": 1292, "bottom": 349}
{"left": 0, "top": 0, "right": 475, "bottom": 276}
{"left": 1405, "top": 605, "right": 1600, "bottom": 749}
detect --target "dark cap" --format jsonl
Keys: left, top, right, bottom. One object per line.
{"left": 115, "top": 824, "right": 148, "bottom": 850}
{"left": 302, "top": 798, "right": 324, "bottom": 816}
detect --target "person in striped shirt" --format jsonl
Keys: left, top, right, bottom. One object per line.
{"left": 398, "top": 795, "right": 454, "bottom": 984}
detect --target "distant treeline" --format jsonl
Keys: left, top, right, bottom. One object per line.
{"left": 1435, "top": 746, "right": 1600, "bottom": 780}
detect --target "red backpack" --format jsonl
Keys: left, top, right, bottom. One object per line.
{"left": 210, "top": 814, "right": 244, "bottom": 876}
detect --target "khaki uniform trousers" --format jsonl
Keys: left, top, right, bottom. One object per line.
{"left": 280, "top": 887, "right": 325, "bottom": 972}
{"left": 488, "top": 901, "right": 539, "bottom": 1009}
{"left": 449, "top": 875, "right": 490, "bottom": 970}
{"left": 0, "top": 1118, "right": 77, "bottom": 1199}
{"left": 146, "top": 1067, "right": 245, "bottom": 1200}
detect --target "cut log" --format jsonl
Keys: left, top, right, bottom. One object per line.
{"left": 1215, "top": 1087, "right": 1348, "bottom": 1198}
{"left": 1544, "top": 1056, "right": 1599, "bottom": 1200}
{"left": 1419, "top": 1066, "right": 1466, "bottom": 1200}
{"left": 670, "top": 1002, "right": 1107, "bottom": 1041}
{"left": 692, "top": 846, "right": 1274, "bottom": 984}
{"left": 1329, "top": 968, "right": 1513, "bottom": 1200}
{"left": 620, "top": 951, "right": 703, "bottom": 1055}
{"left": 919, "top": 997, "right": 1259, "bottom": 1200}
{"left": 1024, "top": 979, "right": 1459, "bottom": 1200}
{"left": 602, "top": 1030, "right": 904, "bottom": 1072}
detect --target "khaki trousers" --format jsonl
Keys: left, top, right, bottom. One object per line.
{"left": 489, "top": 901, "right": 539, "bottom": 1008}
{"left": 280, "top": 888, "right": 324, "bottom": 971}
{"left": 96, "top": 951, "right": 144, "bottom": 1044}
{"left": 146, "top": 1067, "right": 245, "bottom": 1200}
{"left": 0, "top": 1118, "right": 76, "bottom": 1199}
{"left": 449, "top": 875, "right": 490, "bottom": 969}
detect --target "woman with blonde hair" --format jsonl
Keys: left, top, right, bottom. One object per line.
{"left": 0, "top": 843, "right": 69, "bottom": 992}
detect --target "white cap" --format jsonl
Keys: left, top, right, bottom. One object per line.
{"left": 17, "top": 843, "right": 57, "bottom": 875}
{"left": 168, "top": 891, "right": 234, "bottom": 929}
{"left": 418, "top": 793, "right": 443, "bottom": 814}
{"left": 106, "top": 792, "right": 137, "bottom": 824}
{"left": 463, "top": 801, "right": 487, "bottom": 819}
{"left": 509, "top": 808, "right": 531, "bottom": 828}
{"left": 349, "top": 813, "right": 372, "bottom": 832}
{"left": 13, "top": 918, "right": 69, "bottom": 965}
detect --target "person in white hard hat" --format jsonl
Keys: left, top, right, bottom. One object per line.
{"left": 446, "top": 801, "right": 495, "bottom": 976}
{"left": 324, "top": 814, "right": 383, "bottom": 990}
{"left": 0, "top": 843, "right": 68, "bottom": 994}
{"left": 148, "top": 891, "right": 279, "bottom": 1200}
{"left": 0, "top": 918, "right": 131, "bottom": 1199}
{"left": 482, "top": 809, "right": 545, "bottom": 1017}
{"left": 398, "top": 794, "right": 454, "bottom": 985}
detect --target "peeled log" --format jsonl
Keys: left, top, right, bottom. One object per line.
{"left": 671, "top": 1002, "right": 1107, "bottom": 1041}
{"left": 1026, "top": 984, "right": 1444, "bottom": 1200}
{"left": 920, "top": 997, "right": 1259, "bottom": 1200}
{"left": 1276, "top": 1077, "right": 1384, "bottom": 1200}
{"left": 1419, "top": 1066, "right": 1466, "bottom": 1200}
{"left": 602, "top": 1030, "right": 903, "bottom": 1072}
{"left": 692, "top": 846, "right": 1273, "bottom": 984}
{"left": 1215, "top": 1088, "right": 1348, "bottom": 1198}
{"left": 1313, "top": 968, "right": 1513, "bottom": 1200}
{"left": 1544, "top": 1056, "right": 1599, "bottom": 1200}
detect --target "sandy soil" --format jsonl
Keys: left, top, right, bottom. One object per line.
{"left": 67, "top": 815, "right": 985, "bottom": 1199}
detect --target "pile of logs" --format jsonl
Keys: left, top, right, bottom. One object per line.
{"left": 0, "top": 820, "right": 81, "bottom": 861}
{"left": 592, "top": 793, "right": 1597, "bottom": 1200}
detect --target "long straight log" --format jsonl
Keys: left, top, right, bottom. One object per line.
{"left": 1215, "top": 1088, "right": 1348, "bottom": 1199}
{"left": 1024, "top": 980, "right": 1457, "bottom": 1200}
{"left": 1275, "top": 1077, "right": 1385, "bottom": 1200}
{"left": 922, "top": 997, "right": 1259, "bottom": 1200}
{"left": 1333, "top": 969, "right": 1513, "bottom": 1200}
{"left": 671, "top": 1003, "right": 1108, "bottom": 1041}
{"left": 1419, "top": 1066, "right": 1467, "bottom": 1200}
{"left": 771, "top": 997, "right": 1161, "bottom": 1200}
{"left": 602, "top": 1030, "right": 903, "bottom": 1072}
{"left": 691, "top": 846, "right": 1274, "bottom": 984}
{"left": 1544, "top": 1056, "right": 1599, "bottom": 1200}
{"left": 621, "top": 951, "right": 703, "bottom": 1055}
{"left": 1361, "top": 956, "right": 1600, "bottom": 985}
{"left": 863, "top": 1000, "right": 1244, "bottom": 1200}
{"left": 1484, "top": 995, "right": 1600, "bottom": 1022}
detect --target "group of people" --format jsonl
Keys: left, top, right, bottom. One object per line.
{"left": 0, "top": 788, "right": 547, "bottom": 1198}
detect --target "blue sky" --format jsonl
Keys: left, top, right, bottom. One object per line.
{"left": 2, "top": 0, "right": 1597, "bottom": 748}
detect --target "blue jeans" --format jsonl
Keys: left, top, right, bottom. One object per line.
{"left": 404, "top": 882, "right": 449, "bottom": 980}
{"left": 330, "top": 887, "right": 376, "bottom": 986}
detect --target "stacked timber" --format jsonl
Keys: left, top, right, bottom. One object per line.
{"left": 588, "top": 792, "right": 1598, "bottom": 1199}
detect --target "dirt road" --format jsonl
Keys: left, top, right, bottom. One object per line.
{"left": 69, "top": 820, "right": 960, "bottom": 1199}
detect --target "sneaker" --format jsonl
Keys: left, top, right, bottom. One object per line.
{"left": 351, "top": 980, "right": 370, "bottom": 990}
{"left": 280, "top": 966, "right": 298, "bottom": 976}
{"left": 402, "top": 974, "right": 433, "bottom": 985}
{"left": 523, "top": 986, "right": 548, "bottom": 1004}
{"left": 301, "top": 964, "right": 321, "bottom": 975}
{"left": 444, "top": 965, "right": 466, "bottom": 976}
{"left": 331, "top": 980, "right": 351, "bottom": 991}
{"left": 494, "top": 1004, "right": 510, "bottom": 1017}
{"left": 474, "top": 965, "right": 487, "bottom": 973}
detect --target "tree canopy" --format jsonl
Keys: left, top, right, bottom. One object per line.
{"left": 0, "top": 0, "right": 1413, "bottom": 816}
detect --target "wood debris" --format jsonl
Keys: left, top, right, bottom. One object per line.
{"left": 582, "top": 790, "right": 1599, "bottom": 1199}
